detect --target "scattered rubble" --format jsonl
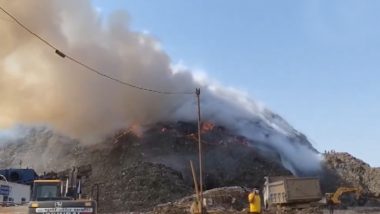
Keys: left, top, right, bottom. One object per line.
{"left": 152, "top": 186, "right": 248, "bottom": 214}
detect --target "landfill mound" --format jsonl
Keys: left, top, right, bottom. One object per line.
{"left": 85, "top": 122, "right": 291, "bottom": 213}
{"left": 0, "top": 122, "right": 291, "bottom": 213}
{"left": 93, "top": 162, "right": 192, "bottom": 213}
{"left": 2, "top": 123, "right": 380, "bottom": 213}
{"left": 324, "top": 152, "right": 380, "bottom": 195}
{"left": 0, "top": 127, "right": 81, "bottom": 173}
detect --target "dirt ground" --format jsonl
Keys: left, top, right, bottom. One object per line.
{"left": 2, "top": 206, "right": 380, "bottom": 214}
{"left": 322, "top": 207, "right": 380, "bottom": 214}
{"left": 0, "top": 205, "right": 28, "bottom": 214}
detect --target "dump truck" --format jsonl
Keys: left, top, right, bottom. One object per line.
{"left": 263, "top": 176, "right": 322, "bottom": 209}
{"left": 28, "top": 167, "right": 97, "bottom": 214}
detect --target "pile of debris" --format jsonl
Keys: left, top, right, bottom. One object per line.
{"left": 94, "top": 162, "right": 191, "bottom": 213}
{"left": 86, "top": 122, "right": 292, "bottom": 213}
{"left": 9, "top": 123, "right": 380, "bottom": 213}
{"left": 150, "top": 185, "right": 326, "bottom": 214}
{"left": 324, "top": 152, "right": 380, "bottom": 195}
{"left": 0, "top": 122, "right": 292, "bottom": 213}
{"left": 151, "top": 186, "right": 248, "bottom": 214}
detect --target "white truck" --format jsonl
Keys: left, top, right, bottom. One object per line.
{"left": 0, "top": 180, "right": 30, "bottom": 206}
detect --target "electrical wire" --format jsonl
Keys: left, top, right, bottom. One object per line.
{"left": 0, "top": 10, "right": 14, "bottom": 23}
{"left": 0, "top": 5, "right": 194, "bottom": 95}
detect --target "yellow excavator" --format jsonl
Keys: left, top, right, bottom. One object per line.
{"left": 326, "top": 187, "right": 367, "bottom": 208}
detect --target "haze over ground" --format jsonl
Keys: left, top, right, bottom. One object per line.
{"left": 92, "top": 0, "right": 380, "bottom": 166}
{"left": 0, "top": 0, "right": 378, "bottom": 167}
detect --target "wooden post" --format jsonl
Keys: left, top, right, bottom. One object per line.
{"left": 190, "top": 160, "right": 200, "bottom": 204}
{"left": 195, "top": 88, "right": 203, "bottom": 213}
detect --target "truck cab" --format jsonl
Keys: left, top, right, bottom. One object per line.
{"left": 28, "top": 179, "right": 97, "bottom": 214}
{"left": 31, "top": 180, "right": 65, "bottom": 201}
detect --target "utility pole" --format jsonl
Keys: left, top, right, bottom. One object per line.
{"left": 195, "top": 88, "right": 203, "bottom": 213}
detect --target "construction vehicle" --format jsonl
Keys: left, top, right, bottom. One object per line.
{"left": 28, "top": 167, "right": 97, "bottom": 214}
{"left": 0, "top": 179, "right": 30, "bottom": 205}
{"left": 326, "top": 187, "right": 367, "bottom": 207}
{"left": 263, "top": 176, "right": 322, "bottom": 209}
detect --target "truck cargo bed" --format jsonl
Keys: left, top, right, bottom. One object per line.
{"left": 265, "top": 177, "right": 322, "bottom": 205}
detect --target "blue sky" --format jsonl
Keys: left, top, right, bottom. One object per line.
{"left": 92, "top": 0, "right": 380, "bottom": 166}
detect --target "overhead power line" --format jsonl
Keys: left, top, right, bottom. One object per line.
{"left": 0, "top": 5, "right": 194, "bottom": 95}
{"left": 0, "top": 10, "right": 14, "bottom": 23}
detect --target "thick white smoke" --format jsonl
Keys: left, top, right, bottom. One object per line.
{"left": 0, "top": 0, "right": 321, "bottom": 173}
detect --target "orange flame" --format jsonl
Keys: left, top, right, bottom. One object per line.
{"left": 113, "top": 122, "right": 143, "bottom": 144}
{"left": 201, "top": 121, "right": 215, "bottom": 133}
{"left": 127, "top": 123, "right": 143, "bottom": 138}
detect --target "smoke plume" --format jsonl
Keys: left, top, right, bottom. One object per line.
{"left": 0, "top": 0, "right": 321, "bottom": 173}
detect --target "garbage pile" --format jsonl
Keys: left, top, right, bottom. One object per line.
{"left": 151, "top": 186, "right": 248, "bottom": 214}
{"left": 0, "top": 123, "right": 291, "bottom": 213}
{"left": 324, "top": 152, "right": 380, "bottom": 195}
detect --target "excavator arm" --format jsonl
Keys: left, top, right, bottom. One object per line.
{"left": 327, "top": 187, "right": 367, "bottom": 207}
